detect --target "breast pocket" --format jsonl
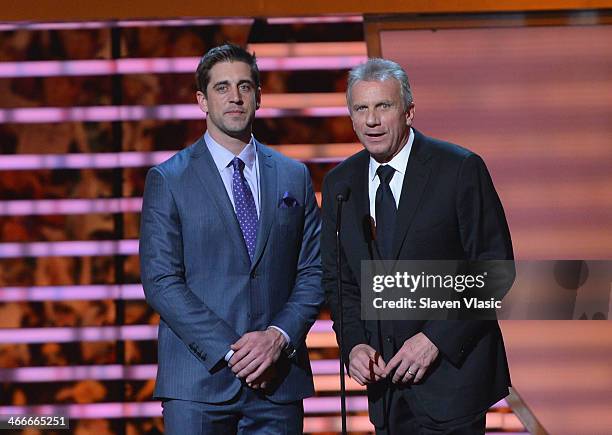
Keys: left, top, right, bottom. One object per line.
{"left": 277, "top": 205, "right": 305, "bottom": 237}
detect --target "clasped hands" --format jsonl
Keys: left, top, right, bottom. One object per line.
{"left": 348, "top": 332, "right": 439, "bottom": 386}
{"left": 228, "top": 328, "right": 286, "bottom": 389}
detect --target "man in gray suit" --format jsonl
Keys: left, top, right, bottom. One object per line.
{"left": 139, "top": 43, "right": 323, "bottom": 434}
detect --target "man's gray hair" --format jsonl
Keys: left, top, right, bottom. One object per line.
{"left": 346, "top": 58, "right": 413, "bottom": 109}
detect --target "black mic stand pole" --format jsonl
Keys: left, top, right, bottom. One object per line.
{"left": 336, "top": 194, "right": 348, "bottom": 435}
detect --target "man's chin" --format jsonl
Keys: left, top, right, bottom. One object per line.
{"left": 225, "top": 116, "right": 255, "bottom": 132}
{"left": 221, "top": 121, "right": 250, "bottom": 134}
{"left": 364, "top": 144, "right": 391, "bottom": 160}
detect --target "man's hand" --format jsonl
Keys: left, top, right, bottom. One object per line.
{"left": 229, "top": 329, "right": 286, "bottom": 383}
{"left": 247, "top": 364, "right": 277, "bottom": 390}
{"left": 348, "top": 344, "right": 386, "bottom": 386}
{"left": 384, "top": 332, "right": 439, "bottom": 384}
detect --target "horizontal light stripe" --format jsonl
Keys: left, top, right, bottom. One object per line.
{"left": 0, "top": 151, "right": 174, "bottom": 170}
{"left": 306, "top": 331, "right": 337, "bottom": 348}
{"left": 0, "top": 239, "right": 139, "bottom": 258}
{"left": 0, "top": 321, "right": 333, "bottom": 343}
{"left": 0, "top": 284, "right": 144, "bottom": 301}
{"left": 310, "top": 358, "right": 341, "bottom": 375}
{"left": 305, "top": 415, "right": 373, "bottom": 432}
{"left": 0, "top": 364, "right": 156, "bottom": 382}
{"left": 305, "top": 396, "right": 367, "bottom": 414}
{"left": 0, "top": 143, "right": 359, "bottom": 171}
{"left": 0, "top": 198, "right": 143, "bottom": 216}
{"left": 0, "top": 362, "right": 508, "bottom": 411}
{"left": 0, "top": 190, "right": 320, "bottom": 217}
{"left": 0, "top": 359, "right": 341, "bottom": 382}
{"left": 0, "top": 105, "right": 348, "bottom": 123}
{"left": 0, "top": 403, "right": 516, "bottom": 431}
{"left": 0, "top": 325, "right": 156, "bottom": 343}
{"left": 0, "top": 18, "right": 254, "bottom": 31}
{"left": 0, "top": 194, "right": 340, "bottom": 216}
{"left": 0, "top": 402, "right": 163, "bottom": 419}
{"left": 310, "top": 319, "right": 332, "bottom": 333}
{"left": 266, "top": 16, "right": 362, "bottom": 24}
{"left": 119, "top": 18, "right": 253, "bottom": 27}
{"left": 0, "top": 17, "right": 363, "bottom": 31}
{"left": 0, "top": 56, "right": 365, "bottom": 78}
{"left": 0, "top": 401, "right": 369, "bottom": 419}
{"left": 0, "top": 194, "right": 344, "bottom": 218}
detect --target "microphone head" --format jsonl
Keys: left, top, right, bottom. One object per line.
{"left": 335, "top": 181, "right": 351, "bottom": 202}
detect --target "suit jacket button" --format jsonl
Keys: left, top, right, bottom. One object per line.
{"left": 385, "top": 336, "right": 393, "bottom": 343}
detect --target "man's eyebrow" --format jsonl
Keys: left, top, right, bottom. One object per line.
{"left": 212, "top": 79, "right": 255, "bottom": 87}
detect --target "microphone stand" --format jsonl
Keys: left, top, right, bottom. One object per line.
{"left": 336, "top": 194, "right": 348, "bottom": 435}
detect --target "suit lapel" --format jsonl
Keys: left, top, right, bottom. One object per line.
{"left": 346, "top": 150, "right": 376, "bottom": 261}
{"left": 391, "top": 129, "right": 433, "bottom": 259}
{"left": 251, "top": 141, "right": 277, "bottom": 271}
{"left": 190, "top": 136, "right": 250, "bottom": 267}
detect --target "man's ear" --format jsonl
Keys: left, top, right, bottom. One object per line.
{"left": 196, "top": 91, "right": 208, "bottom": 114}
{"left": 255, "top": 86, "right": 262, "bottom": 110}
{"left": 405, "top": 102, "right": 415, "bottom": 126}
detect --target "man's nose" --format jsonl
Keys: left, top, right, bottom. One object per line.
{"left": 229, "top": 86, "right": 243, "bottom": 104}
{"left": 365, "top": 110, "right": 379, "bottom": 127}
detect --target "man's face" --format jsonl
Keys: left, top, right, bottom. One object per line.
{"left": 349, "top": 79, "right": 415, "bottom": 163}
{"left": 196, "top": 61, "right": 260, "bottom": 143}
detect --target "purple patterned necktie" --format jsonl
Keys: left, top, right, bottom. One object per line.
{"left": 231, "top": 157, "right": 258, "bottom": 261}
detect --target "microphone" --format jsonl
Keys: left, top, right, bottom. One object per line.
{"left": 333, "top": 181, "right": 350, "bottom": 435}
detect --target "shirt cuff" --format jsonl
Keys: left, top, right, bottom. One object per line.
{"left": 224, "top": 349, "right": 235, "bottom": 362}
{"left": 267, "top": 325, "right": 290, "bottom": 348}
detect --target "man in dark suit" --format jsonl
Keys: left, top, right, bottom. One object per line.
{"left": 321, "top": 58, "right": 513, "bottom": 434}
{"left": 140, "top": 44, "right": 323, "bottom": 434}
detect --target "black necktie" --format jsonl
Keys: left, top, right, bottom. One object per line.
{"left": 375, "top": 165, "right": 397, "bottom": 260}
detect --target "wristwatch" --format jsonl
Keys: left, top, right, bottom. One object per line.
{"left": 267, "top": 326, "right": 296, "bottom": 359}
{"left": 283, "top": 342, "right": 297, "bottom": 359}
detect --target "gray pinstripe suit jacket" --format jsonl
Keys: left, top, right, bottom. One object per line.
{"left": 139, "top": 135, "right": 323, "bottom": 403}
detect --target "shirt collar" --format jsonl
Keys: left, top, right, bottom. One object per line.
{"left": 204, "top": 131, "right": 257, "bottom": 172}
{"left": 369, "top": 127, "right": 414, "bottom": 181}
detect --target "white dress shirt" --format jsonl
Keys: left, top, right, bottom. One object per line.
{"left": 368, "top": 128, "right": 415, "bottom": 224}
{"left": 204, "top": 131, "right": 290, "bottom": 361}
{"left": 205, "top": 131, "right": 261, "bottom": 217}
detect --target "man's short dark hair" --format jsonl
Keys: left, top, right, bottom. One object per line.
{"left": 195, "top": 43, "right": 260, "bottom": 95}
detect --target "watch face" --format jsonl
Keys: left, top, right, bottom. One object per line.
{"left": 284, "top": 345, "right": 296, "bottom": 358}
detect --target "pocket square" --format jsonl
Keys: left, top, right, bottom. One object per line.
{"left": 279, "top": 191, "right": 300, "bottom": 208}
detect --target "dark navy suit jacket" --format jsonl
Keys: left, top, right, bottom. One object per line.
{"left": 140, "top": 135, "right": 323, "bottom": 404}
{"left": 321, "top": 129, "right": 513, "bottom": 424}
